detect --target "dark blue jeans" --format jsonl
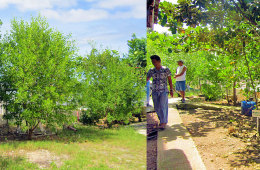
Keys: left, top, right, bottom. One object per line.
{"left": 152, "top": 91, "right": 168, "bottom": 124}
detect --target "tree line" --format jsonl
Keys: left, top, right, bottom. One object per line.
{"left": 0, "top": 16, "right": 146, "bottom": 139}
{"left": 147, "top": 0, "right": 259, "bottom": 105}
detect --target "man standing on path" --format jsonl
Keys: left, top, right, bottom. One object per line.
{"left": 174, "top": 60, "right": 187, "bottom": 103}
{"left": 147, "top": 55, "right": 173, "bottom": 130}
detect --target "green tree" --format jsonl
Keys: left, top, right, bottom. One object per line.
{"left": 127, "top": 34, "right": 147, "bottom": 68}
{"left": 155, "top": 0, "right": 259, "bottom": 106}
{"left": 159, "top": 0, "right": 259, "bottom": 31}
{"left": 0, "top": 16, "right": 80, "bottom": 139}
{"left": 80, "top": 49, "right": 145, "bottom": 127}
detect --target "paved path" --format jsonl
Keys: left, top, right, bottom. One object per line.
{"left": 156, "top": 98, "right": 207, "bottom": 170}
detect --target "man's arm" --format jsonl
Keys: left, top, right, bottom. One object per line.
{"left": 147, "top": 69, "right": 151, "bottom": 82}
{"left": 175, "top": 66, "right": 187, "bottom": 78}
{"left": 168, "top": 76, "right": 174, "bottom": 97}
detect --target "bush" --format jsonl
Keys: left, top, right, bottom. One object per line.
{"left": 80, "top": 49, "right": 145, "bottom": 126}
{"left": 79, "top": 110, "right": 100, "bottom": 125}
{"left": 201, "top": 84, "right": 222, "bottom": 101}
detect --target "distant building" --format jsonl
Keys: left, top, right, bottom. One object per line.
{"left": 147, "top": 0, "right": 161, "bottom": 29}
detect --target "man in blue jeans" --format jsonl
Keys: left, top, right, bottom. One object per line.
{"left": 174, "top": 60, "right": 187, "bottom": 103}
{"left": 147, "top": 55, "right": 173, "bottom": 130}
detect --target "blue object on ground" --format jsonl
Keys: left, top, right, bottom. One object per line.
{"left": 241, "top": 101, "right": 256, "bottom": 116}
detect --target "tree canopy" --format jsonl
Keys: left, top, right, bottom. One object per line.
{"left": 148, "top": 0, "right": 259, "bottom": 105}
{"left": 0, "top": 16, "right": 80, "bottom": 139}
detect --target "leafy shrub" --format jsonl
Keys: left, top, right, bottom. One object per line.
{"left": 127, "top": 34, "right": 147, "bottom": 68}
{"left": 201, "top": 84, "right": 222, "bottom": 101}
{"left": 80, "top": 49, "right": 145, "bottom": 126}
{"left": 79, "top": 110, "right": 100, "bottom": 125}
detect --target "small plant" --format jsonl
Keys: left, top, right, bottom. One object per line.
{"left": 201, "top": 84, "right": 222, "bottom": 101}
{"left": 79, "top": 110, "right": 100, "bottom": 125}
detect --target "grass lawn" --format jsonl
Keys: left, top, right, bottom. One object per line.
{"left": 0, "top": 124, "right": 146, "bottom": 169}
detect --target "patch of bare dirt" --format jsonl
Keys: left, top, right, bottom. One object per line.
{"left": 4, "top": 149, "right": 69, "bottom": 169}
{"left": 180, "top": 108, "right": 260, "bottom": 170}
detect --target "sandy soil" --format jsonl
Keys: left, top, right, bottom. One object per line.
{"left": 180, "top": 108, "right": 260, "bottom": 170}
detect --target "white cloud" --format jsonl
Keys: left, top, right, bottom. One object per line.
{"left": 87, "top": 0, "right": 146, "bottom": 19}
{"left": 41, "top": 8, "right": 109, "bottom": 23}
{"left": 111, "top": 4, "right": 145, "bottom": 19}
{"left": 95, "top": 0, "right": 144, "bottom": 9}
{"left": 0, "top": 0, "right": 77, "bottom": 11}
{"left": 41, "top": 0, "right": 145, "bottom": 23}
{"left": 78, "top": 33, "right": 124, "bottom": 45}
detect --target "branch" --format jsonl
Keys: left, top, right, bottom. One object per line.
{"left": 31, "top": 121, "right": 40, "bottom": 132}
{"left": 230, "top": 0, "right": 258, "bottom": 27}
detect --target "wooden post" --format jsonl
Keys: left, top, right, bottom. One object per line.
{"left": 252, "top": 110, "right": 260, "bottom": 135}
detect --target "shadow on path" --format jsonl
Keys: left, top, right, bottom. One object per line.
{"left": 161, "top": 124, "right": 190, "bottom": 142}
{"left": 158, "top": 148, "right": 193, "bottom": 170}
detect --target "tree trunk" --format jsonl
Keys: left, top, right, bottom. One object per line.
{"left": 226, "top": 88, "right": 230, "bottom": 104}
{"left": 27, "top": 121, "right": 40, "bottom": 140}
{"left": 199, "top": 78, "right": 202, "bottom": 93}
{"left": 6, "top": 119, "right": 10, "bottom": 134}
{"left": 28, "top": 129, "right": 33, "bottom": 140}
{"left": 233, "top": 81, "right": 237, "bottom": 106}
{"left": 246, "top": 80, "right": 250, "bottom": 99}
{"left": 233, "top": 62, "right": 237, "bottom": 106}
{"left": 243, "top": 41, "right": 258, "bottom": 109}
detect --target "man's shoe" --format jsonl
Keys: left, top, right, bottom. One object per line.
{"left": 158, "top": 127, "right": 165, "bottom": 131}
{"left": 158, "top": 124, "right": 166, "bottom": 130}
{"left": 182, "top": 99, "right": 186, "bottom": 103}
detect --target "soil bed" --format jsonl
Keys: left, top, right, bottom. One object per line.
{"left": 179, "top": 105, "right": 260, "bottom": 170}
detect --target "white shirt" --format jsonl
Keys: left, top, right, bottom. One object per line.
{"left": 176, "top": 65, "right": 186, "bottom": 81}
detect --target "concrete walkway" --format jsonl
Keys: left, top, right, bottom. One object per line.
{"left": 156, "top": 98, "right": 206, "bottom": 170}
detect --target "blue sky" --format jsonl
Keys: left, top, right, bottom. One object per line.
{"left": 0, "top": 0, "right": 146, "bottom": 55}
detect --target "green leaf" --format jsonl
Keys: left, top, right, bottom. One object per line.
{"left": 161, "top": 15, "right": 168, "bottom": 26}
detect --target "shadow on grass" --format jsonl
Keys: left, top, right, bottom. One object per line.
{"left": 54, "top": 126, "right": 117, "bottom": 143}
{"left": 0, "top": 125, "right": 121, "bottom": 146}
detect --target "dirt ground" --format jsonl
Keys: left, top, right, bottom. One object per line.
{"left": 147, "top": 112, "right": 159, "bottom": 170}
{"left": 180, "top": 108, "right": 260, "bottom": 170}
{"left": 2, "top": 149, "right": 69, "bottom": 169}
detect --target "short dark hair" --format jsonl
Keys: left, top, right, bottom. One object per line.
{"left": 177, "top": 60, "right": 184, "bottom": 63}
{"left": 150, "top": 55, "right": 161, "bottom": 61}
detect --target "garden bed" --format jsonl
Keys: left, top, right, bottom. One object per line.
{"left": 179, "top": 105, "right": 259, "bottom": 170}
